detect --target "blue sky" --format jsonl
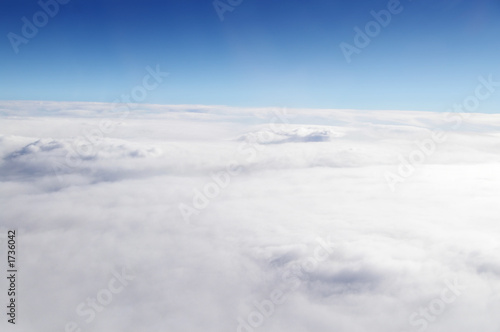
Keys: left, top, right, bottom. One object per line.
{"left": 1, "top": 0, "right": 500, "bottom": 112}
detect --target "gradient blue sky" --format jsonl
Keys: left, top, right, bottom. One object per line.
{"left": 1, "top": 0, "right": 500, "bottom": 112}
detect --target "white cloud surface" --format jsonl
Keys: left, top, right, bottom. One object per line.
{"left": 0, "top": 100, "right": 499, "bottom": 332}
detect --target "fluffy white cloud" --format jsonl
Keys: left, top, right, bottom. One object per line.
{"left": 0, "top": 100, "right": 499, "bottom": 332}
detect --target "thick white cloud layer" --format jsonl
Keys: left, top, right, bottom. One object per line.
{"left": 0, "top": 101, "right": 499, "bottom": 332}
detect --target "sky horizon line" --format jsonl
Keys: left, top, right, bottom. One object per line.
{"left": 1, "top": 98, "right": 499, "bottom": 115}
